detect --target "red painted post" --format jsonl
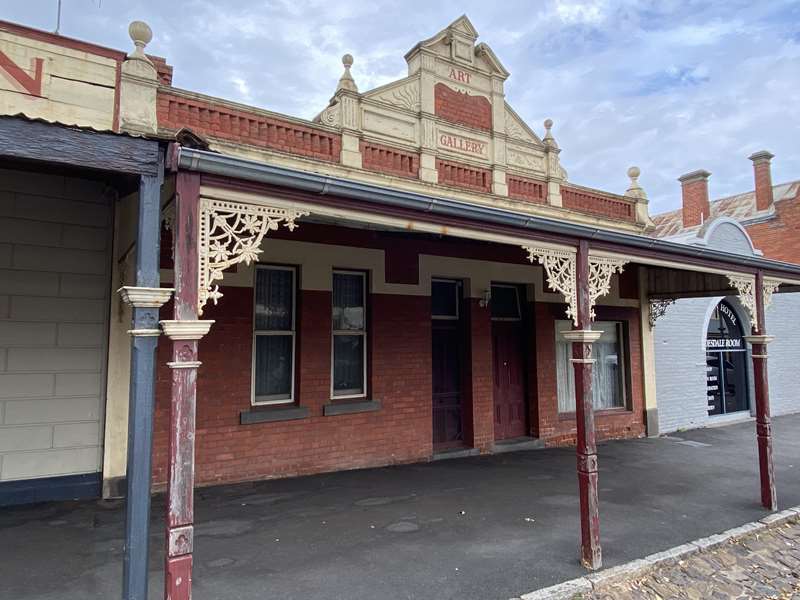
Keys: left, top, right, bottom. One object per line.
{"left": 571, "top": 240, "right": 602, "bottom": 570}
{"left": 748, "top": 271, "right": 777, "bottom": 511}
{"left": 162, "top": 171, "right": 206, "bottom": 600}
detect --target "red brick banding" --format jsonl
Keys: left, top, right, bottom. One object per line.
{"left": 434, "top": 83, "right": 492, "bottom": 131}
{"left": 436, "top": 158, "right": 492, "bottom": 193}
{"left": 507, "top": 175, "right": 546, "bottom": 204}
{"left": 157, "top": 91, "right": 341, "bottom": 162}
{"left": 562, "top": 186, "right": 635, "bottom": 222}
{"left": 360, "top": 141, "right": 420, "bottom": 179}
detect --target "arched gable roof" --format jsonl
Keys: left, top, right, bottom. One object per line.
{"left": 699, "top": 216, "right": 761, "bottom": 256}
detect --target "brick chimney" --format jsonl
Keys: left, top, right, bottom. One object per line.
{"left": 678, "top": 170, "right": 711, "bottom": 227}
{"left": 749, "top": 150, "right": 775, "bottom": 212}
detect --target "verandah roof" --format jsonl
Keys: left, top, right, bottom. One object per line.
{"left": 174, "top": 145, "right": 800, "bottom": 287}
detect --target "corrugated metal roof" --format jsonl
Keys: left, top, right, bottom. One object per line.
{"left": 0, "top": 112, "right": 171, "bottom": 141}
{"left": 652, "top": 180, "right": 800, "bottom": 238}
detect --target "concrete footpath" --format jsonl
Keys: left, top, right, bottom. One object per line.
{"left": 0, "top": 414, "right": 798, "bottom": 600}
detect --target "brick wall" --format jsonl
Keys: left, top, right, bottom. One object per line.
{"left": 467, "top": 299, "right": 494, "bottom": 450}
{"left": 157, "top": 91, "right": 341, "bottom": 162}
{"left": 744, "top": 193, "right": 800, "bottom": 264}
{"left": 535, "top": 303, "right": 645, "bottom": 445}
{"left": 150, "top": 223, "right": 648, "bottom": 486}
{"left": 152, "top": 288, "right": 432, "bottom": 487}
{"left": 434, "top": 83, "right": 492, "bottom": 131}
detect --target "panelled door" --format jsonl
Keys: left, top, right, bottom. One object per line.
{"left": 431, "top": 279, "right": 464, "bottom": 448}
{"left": 491, "top": 285, "right": 527, "bottom": 440}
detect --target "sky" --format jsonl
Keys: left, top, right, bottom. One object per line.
{"left": 4, "top": 0, "right": 800, "bottom": 214}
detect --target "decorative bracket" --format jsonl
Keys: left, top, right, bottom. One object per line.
{"left": 648, "top": 298, "right": 675, "bottom": 328}
{"left": 727, "top": 274, "right": 757, "bottom": 330}
{"left": 162, "top": 201, "right": 175, "bottom": 231}
{"left": 762, "top": 277, "right": 781, "bottom": 310}
{"left": 523, "top": 247, "right": 627, "bottom": 326}
{"left": 524, "top": 246, "right": 578, "bottom": 325}
{"left": 588, "top": 256, "right": 628, "bottom": 320}
{"left": 198, "top": 198, "right": 309, "bottom": 313}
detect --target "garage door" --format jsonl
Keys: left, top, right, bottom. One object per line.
{"left": 0, "top": 168, "right": 111, "bottom": 503}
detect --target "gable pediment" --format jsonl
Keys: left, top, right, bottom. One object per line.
{"left": 363, "top": 77, "right": 420, "bottom": 112}
{"left": 505, "top": 103, "right": 543, "bottom": 145}
{"left": 314, "top": 16, "right": 563, "bottom": 192}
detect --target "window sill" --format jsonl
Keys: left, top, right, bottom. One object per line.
{"left": 558, "top": 407, "right": 631, "bottom": 421}
{"left": 323, "top": 399, "right": 381, "bottom": 416}
{"left": 240, "top": 405, "right": 309, "bottom": 425}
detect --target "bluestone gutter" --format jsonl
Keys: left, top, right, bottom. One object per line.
{"left": 177, "top": 146, "right": 800, "bottom": 279}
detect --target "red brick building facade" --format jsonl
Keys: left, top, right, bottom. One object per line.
{"left": 654, "top": 153, "right": 800, "bottom": 265}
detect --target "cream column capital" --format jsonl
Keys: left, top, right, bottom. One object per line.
{"left": 118, "top": 286, "right": 174, "bottom": 308}
{"left": 160, "top": 320, "right": 215, "bottom": 341}
{"left": 743, "top": 334, "right": 775, "bottom": 345}
{"left": 119, "top": 286, "right": 174, "bottom": 337}
{"left": 562, "top": 330, "right": 603, "bottom": 343}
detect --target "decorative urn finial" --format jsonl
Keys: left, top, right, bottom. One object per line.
{"left": 336, "top": 53, "right": 358, "bottom": 93}
{"left": 625, "top": 166, "right": 648, "bottom": 199}
{"left": 128, "top": 20, "right": 153, "bottom": 62}
{"left": 543, "top": 118, "right": 558, "bottom": 148}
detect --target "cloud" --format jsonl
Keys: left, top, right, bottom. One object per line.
{"left": 4, "top": 0, "right": 798, "bottom": 214}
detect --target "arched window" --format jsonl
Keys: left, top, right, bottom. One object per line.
{"left": 705, "top": 301, "right": 749, "bottom": 416}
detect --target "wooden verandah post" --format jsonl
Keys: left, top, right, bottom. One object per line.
{"left": 563, "top": 240, "right": 603, "bottom": 570}
{"left": 120, "top": 152, "right": 172, "bottom": 600}
{"left": 745, "top": 270, "right": 777, "bottom": 511}
{"left": 159, "top": 171, "right": 213, "bottom": 600}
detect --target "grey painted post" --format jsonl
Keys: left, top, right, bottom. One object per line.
{"left": 121, "top": 152, "right": 168, "bottom": 600}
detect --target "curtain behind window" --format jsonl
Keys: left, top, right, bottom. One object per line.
{"left": 556, "top": 321, "right": 623, "bottom": 412}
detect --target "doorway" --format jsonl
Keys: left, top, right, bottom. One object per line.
{"left": 491, "top": 284, "right": 528, "bottom": 440}
{"left": 705, "top": 301, "right": 749, "bottom": 416}
{"left": 431, "top": 279, "right": 465, "bottom": 448}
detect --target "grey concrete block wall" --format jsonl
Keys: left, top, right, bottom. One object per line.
{"left": 654, "top": 297, "right": 713, "bottom": 434}
{"left": 765, "top": 292, "right": 800, "bottom": 418}
{"left": 655, "top": 293, "right": 800, "bottom": 434}
{"left": 0, "top": 167, "right": 111, "bottom": 483}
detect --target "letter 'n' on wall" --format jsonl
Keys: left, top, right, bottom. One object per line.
{"left": 0, "top": 49, "right": 44, "bottom": 96}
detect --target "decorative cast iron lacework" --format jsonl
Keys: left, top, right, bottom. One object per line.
{"left": 727, "top": 274, "right": 757, "bottom": 330}
{"left": 648, "top": 298, "right": 675, "bottom": 328}
{"left": 763, "top": 278, "right": 781, "bottom": 310}
{"left": 198, "top": 198, "right": 309, "bottom": 313}
{"left": 524, "top": 246, "right": 578, "bottom": 325}
{"left": 523, "top": 247, "right": 627, "bottom": 326}
{"left": 588, "top": 257, "right": 627, "bottom": 320}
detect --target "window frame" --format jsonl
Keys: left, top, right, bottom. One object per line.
{"left": 489, "top": 283, "right": 522, "bottom": 322}
{"left": 555, "top": 319, "right": 629, "bottom": 413}
{"left": 431, "top": 278, "right": 462, "bottom": 321}
{"left": 330, "top": 269, "right": 368, "bottom": 400}
{"left": 251, "top": 264, "right": 297, "bottom": 406}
